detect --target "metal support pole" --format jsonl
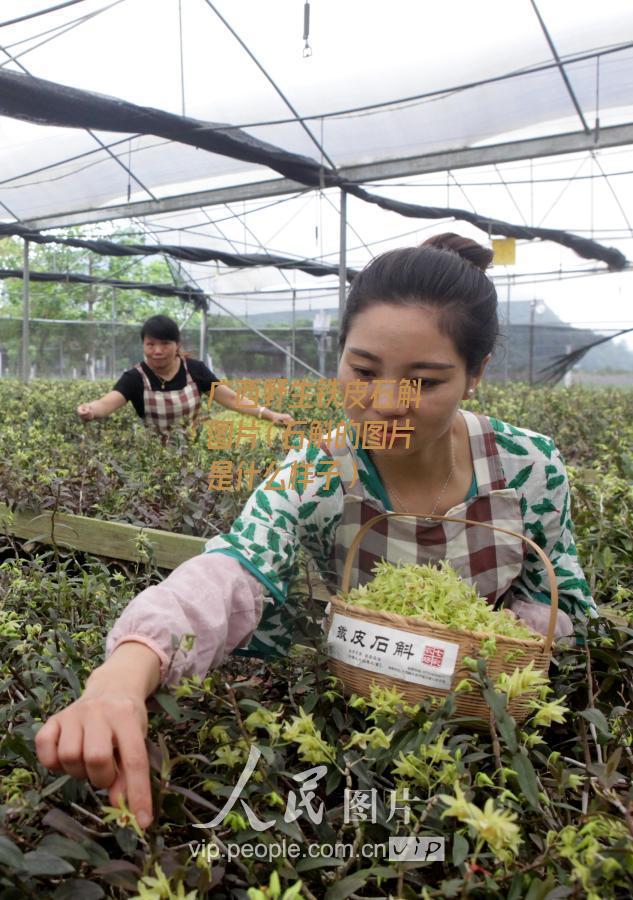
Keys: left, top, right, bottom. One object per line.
{"left": 563, "top": 344, "right": 573, "bottom": 388}
{"left": 504, "top": 279, "right": 511, "bottom": 382}
{"left": 528, "top": 298, "right": 536, "bottom": 385}
{"left": 284, "top": 343, "right": 291, "bottom": 380}
{"left": 318, "top": 334, "right": 326, "bottom": 376}
{"left": 291, "top": 289, "right": 296, "bottom": 382}
{"left": 21, "top": 239, "right": 30, "bottom": 383}
{"left": 338, "top": 189, "right": 347, "bottom": 349}
{"left": 111, "top": 287, "right": 117, "bottom": 379}
{"left": 199, "top": 302, "right": 208, "bottom": 362}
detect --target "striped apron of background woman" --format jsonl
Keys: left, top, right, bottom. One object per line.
{"left": 135, "top": 357, "right": 201, "bottom": 433}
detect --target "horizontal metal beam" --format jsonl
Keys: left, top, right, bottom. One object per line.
{"left": 26, "top": 178, "right": 303, "bottom": 230}
{"left": 23, "top": 122, "right": 633, "bottom": 231}
{"left": 342, "top": 122, "right": 633, "bottom": 182}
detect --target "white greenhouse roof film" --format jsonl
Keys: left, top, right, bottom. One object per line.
{"left": 0, "top": 0, "right": 632, "bottom": 357}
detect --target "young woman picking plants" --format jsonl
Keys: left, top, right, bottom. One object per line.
{"left": 37, "top": 233, "right": 598, "bottom": 828}
{"left": 76, "top": 313, "right": 293, "bottom": 432}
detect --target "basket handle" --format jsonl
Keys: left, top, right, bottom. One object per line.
{"left": 341, "top": 511, "right": 559, "bottom": 654}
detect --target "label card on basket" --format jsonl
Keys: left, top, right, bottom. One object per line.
{"left": 327, "top": 614, "right": 459, "bottom": 691}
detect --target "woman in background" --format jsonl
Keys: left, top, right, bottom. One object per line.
{"left": 76, "top": 314, "right": 293, "bottom": 431}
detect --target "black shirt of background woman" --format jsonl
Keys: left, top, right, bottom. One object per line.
{"left": 113, "top": 358, "right": 219, "bottom": 419}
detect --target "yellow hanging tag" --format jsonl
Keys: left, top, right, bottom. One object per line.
{"left": 492, "top": 238, "right": 516, "bottom": 265}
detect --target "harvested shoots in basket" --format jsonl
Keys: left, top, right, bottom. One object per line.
{"left": 343, "top": 560, "right": 540, "bottom": 640}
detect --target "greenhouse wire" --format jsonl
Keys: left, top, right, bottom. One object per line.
{"left": 0, "top": 68, "right": 625, "bottom": 268}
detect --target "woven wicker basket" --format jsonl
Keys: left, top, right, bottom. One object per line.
{"left": 326, "top": 512, "right": 559, "bottom": 725}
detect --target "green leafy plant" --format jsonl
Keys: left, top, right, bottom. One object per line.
{"left": 0, "top": 384, "right": 632, "bottom": 897}
{"left": 343, "top": 559, "right": 538, "bottom": 640}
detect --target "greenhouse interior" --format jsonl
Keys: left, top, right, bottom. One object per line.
{"left": 0, "top": 0, "right": 632, "bottom": 384}
{"left": 1, "top": 1, "right": 633, "bottom": 898}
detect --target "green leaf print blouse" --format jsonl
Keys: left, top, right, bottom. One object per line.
{"left": 204, "top": 414, "right": 597, "bottom": 658}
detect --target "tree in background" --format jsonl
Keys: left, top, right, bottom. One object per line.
{"left": 0, "top": 227, "right": 191, "bottom": 378}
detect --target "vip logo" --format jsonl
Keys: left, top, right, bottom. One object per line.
{"left": 388, "top": 836, "right": 445, "bottom": 862}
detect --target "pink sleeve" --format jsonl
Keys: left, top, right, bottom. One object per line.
{"left": 105, "top": 553, "right": 266, "bottom": 687}
{"left": 506, "top": 591, "right": 575, "bottom": 643}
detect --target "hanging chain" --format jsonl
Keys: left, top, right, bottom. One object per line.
{"left": 302, "top": 1, "right": 312, "bottom": 57}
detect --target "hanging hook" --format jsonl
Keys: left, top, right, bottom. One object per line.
{"left": 302, "top": 1, "right": 312, "bottom": 57}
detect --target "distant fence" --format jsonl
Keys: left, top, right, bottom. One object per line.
{"left": 0, "top": 317, "right": 629, "bottom": 383}
{"left": 0, "top": 319, "right": 337, "bottom": 381}
{"left": 572, "top": 372, "right": 633, "bottom": 387}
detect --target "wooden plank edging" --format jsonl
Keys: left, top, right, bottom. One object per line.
{"left": 0, "top": 502, "right": 206, "bottom": 569}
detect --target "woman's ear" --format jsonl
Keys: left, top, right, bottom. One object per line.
{"left": 463, "top": 354, "right": 492, "bottom": 399}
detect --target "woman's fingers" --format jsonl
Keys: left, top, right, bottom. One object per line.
{"left": 55, "top": 717, "right": 88, "bottom": 781}
{"left": 76, "top": 403, "right": 94, "bottom": 420}
{"left": 82, "top": 714, "right": 119, "bottom": 789}
{"left": 108, "top": 766, "right": 128, "bottom": 809}
{"left": 37, "top": 697, "right": 146, "bottom": 791}
{"left": 35, "top": 716, "right": 64, "bottom": 772}
{"left": 112, "top": 721, "right": 153, "bottom": 827}
{"left": 271, "top": 412, "right": 295, "bottom": 426}
{"left": 36, "top": 693, "right": 152, "bottom": 826}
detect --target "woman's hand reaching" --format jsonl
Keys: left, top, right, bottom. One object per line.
{"left": 35, "top": 642, "right": 161, "bottom": 829}
{"left": 265, "top": 410, "right": 295, "bottom": 427}
{"left": 76, "top": 403, "right": 96, "bottom": 421}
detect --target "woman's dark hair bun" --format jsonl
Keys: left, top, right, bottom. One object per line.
{"left": 339, "top": 231, "right": 499, "bottom": 374}
{"left": 421, "top": 232, "right": 493, "bottom": 272}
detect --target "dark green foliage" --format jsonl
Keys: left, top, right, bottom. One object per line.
{"left": 0, "top": 383, "right": 631, "bottom": 896}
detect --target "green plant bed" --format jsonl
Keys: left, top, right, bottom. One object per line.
{"left": 0, "top": 380, "right": 340, "bottom": 539}
{"left": 0, "top": 382, "right": 632, "bottom": 896}
{"left": 1, "top": 381, "right": 631, "bottom": 606}
{"left": 1, "top": 543, "right": 633, "bottom": 898}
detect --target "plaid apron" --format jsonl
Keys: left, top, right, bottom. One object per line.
{"left": 135, "top": 357, "right": 201, "bottom": 433}
{"left": 328, "top": 410, "right": 526, "bottom": 607}
{"left": 234, "top": 409, "right": 526, "bottom": 660}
